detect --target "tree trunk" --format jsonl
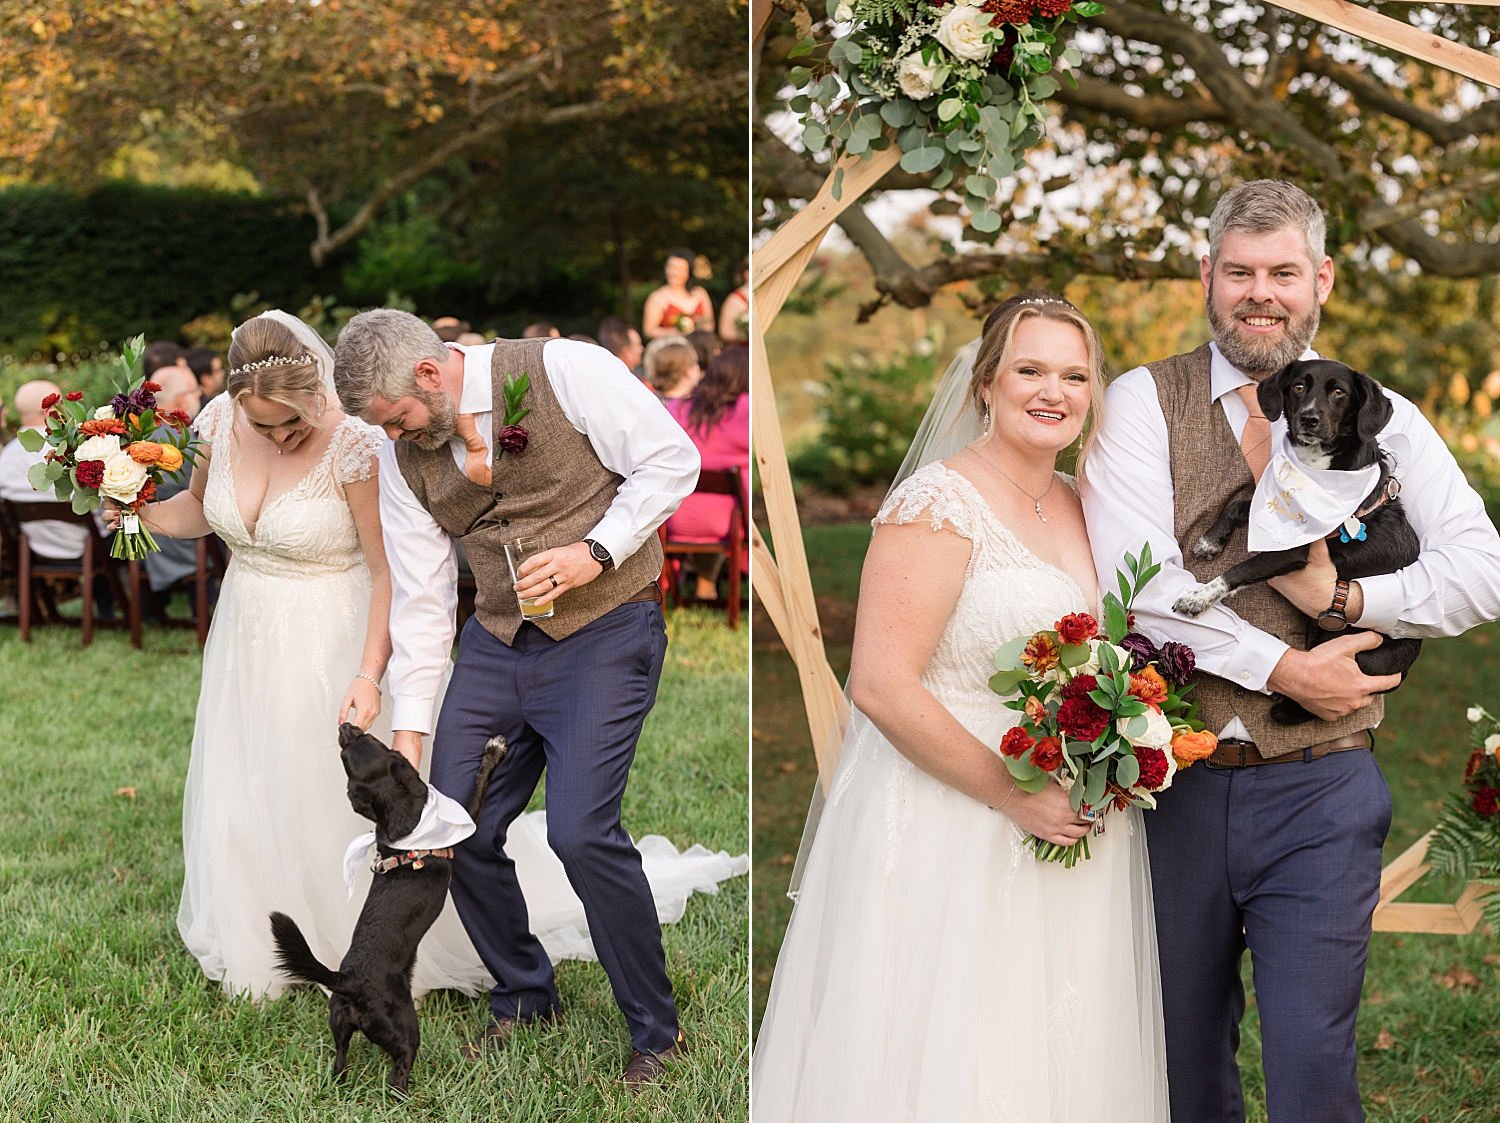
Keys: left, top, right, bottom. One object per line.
{"left": 613, "top": 208, "right": 633, "bottom": 324}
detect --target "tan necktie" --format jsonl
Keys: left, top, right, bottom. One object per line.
{"left": 1234, "top": 383, "right": 1272, "bottom": 482}
{"left": 454, "top": 414, "right": 492, "bottom": 487}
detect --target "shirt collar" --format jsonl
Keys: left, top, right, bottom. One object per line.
{"left": 1209, "top": 340, "right": 1320, "bottom": 403}
{"left": 448, "top": 342, "right": 496, "bottom": 415}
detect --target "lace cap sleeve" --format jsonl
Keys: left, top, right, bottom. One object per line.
{"left": 192, "top": 392, "right": 234, "bottom": 444}
{"left": 873, "top": 463, "right": 984, "bottom": 542}
{"left": 331, "top": 417, "right": 385, "bottom": 486}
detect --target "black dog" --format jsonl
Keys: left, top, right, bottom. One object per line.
{"left": 269, "top": 723, "right": 505, "bottom": 1091}
{"left": 1171, "top": 359, "right": 1422, "bottom": 724}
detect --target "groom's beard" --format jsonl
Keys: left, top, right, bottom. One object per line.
{"left": 411, "top": 388, "right": 458, "bottom": 451}
{"left": 1207, "top": 288, "right": 1321, "bottom": 375}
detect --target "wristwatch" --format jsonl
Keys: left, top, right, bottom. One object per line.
{"left": 583, "top": 538, "right": 614, "bottom": 572}
{"left": 1317, "top": 579, "right": 1351, "bottom": 632}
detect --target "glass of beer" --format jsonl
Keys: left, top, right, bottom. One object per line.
{"left": 503, "top": 535, "right": 556, "bottom": 619}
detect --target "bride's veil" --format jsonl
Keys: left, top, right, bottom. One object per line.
{"left": 786, "top": 337, "right": 983, "bottom": 898}
{"left": 241, "top": 309, "right": 339, "bottom": 401}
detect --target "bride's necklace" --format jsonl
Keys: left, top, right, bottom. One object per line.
{"left": 971, "top": 445, "right": 1056, "bottom": 523}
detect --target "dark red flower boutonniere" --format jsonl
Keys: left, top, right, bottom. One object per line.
{"left": 498, "top": 373, "right": 530, "bottom": 455}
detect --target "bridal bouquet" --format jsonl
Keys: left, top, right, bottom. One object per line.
{"left": 1424, "top": 704, "right": 1500, "bottom": 931}
{"left": 789, "top": 0, "right": 1102, "bottom": 220}
{"left": 17, "top": 336, "right": 202, "bottom": 560}
{"left": 990, "top": 544, "right": 1218, "bottom": 866}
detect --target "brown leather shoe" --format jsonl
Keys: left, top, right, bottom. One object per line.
{"left": 622, "top": 1032, "right": 686, "bottom": 1090}
{"left": 459, "top": 1012, "right": 562, "bottom": 1061}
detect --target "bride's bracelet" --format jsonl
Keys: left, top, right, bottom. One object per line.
{"left": 354, "top": 672, "right": 380, "bottom": 688}
{"left": 989, "top": 783, "right": 1018, "bottom": 815}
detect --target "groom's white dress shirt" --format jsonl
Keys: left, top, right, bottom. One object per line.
{"left": 380, "top": 339, "right": 700, "bottom": 735}
{"left": 1083, "top": 341, "right": 1500, "bottom": 741}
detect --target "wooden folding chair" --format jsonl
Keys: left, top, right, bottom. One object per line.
{"left": 1, "top": 499, "right": 140, "bottom": 647}
{"left": 132, "top": 534, "right": 228, "bottom": 648}
{"left": 661, "top": 466, "right": 746, "bottom": 629}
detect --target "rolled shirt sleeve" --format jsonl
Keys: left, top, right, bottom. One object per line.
{"left": 545, "top": 339, "right": 700, "bottom": 565}
{"left": 1081, "top": 366, "right": 1290, "bottom": 692}
{"left": 379, "top": 438, "right": 459, "bottom": 735}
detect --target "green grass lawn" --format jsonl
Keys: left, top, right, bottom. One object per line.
{"left": 0, "top": 607, "right": 748, "bottom": 1122}
{"left": 754, "top": 523, "right": 1500, "bottom": 1120}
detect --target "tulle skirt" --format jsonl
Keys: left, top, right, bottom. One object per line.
{"left": 752, "top": 708, "right": 1170, "bottom": 1122}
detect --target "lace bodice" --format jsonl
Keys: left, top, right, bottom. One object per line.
{"left": 195, "top": 394, "right": 384, "bottom": 579}
{"left": 874, "top": 463, "right": 1094, "bottom": 731}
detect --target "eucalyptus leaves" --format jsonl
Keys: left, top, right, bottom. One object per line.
{"left": 789, "top": 0, "right": 1102, "bottom": 229}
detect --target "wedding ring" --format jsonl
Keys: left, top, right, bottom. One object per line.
{"left": 549, "top": 576, "right": 559, "bottom": 588}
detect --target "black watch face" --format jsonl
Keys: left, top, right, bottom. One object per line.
{"left": 590, "top": 541, "right": 610, "bottom": 564}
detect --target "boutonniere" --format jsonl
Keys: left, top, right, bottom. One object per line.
{"left": 496, "top": 372, "right": 530, "bottom": 455}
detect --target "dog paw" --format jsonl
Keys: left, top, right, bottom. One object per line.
{"left": 1173, "top": 577, "right": 1230, "bottom": 617}
{"left": 1192, "top": 536, "right": 1224, "bottom": 559}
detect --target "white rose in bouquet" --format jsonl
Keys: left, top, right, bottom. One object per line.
{"left": 1118, "top": 707, "right": 1174, "bottom": 750}
{"left": 1486, "top": 733, "right": 1500, "bottom": 756}
{"left": 1070, "top": 637, "right": 1135, "bottom": 680}
{"left": 76, "top": 434, "right": 123, "bottom": 463}
{"left": 897, "top": 53, "right": 942, "bottom": 99}
{"left": 99, "top": 451, "right": 150, "bottom": 502}
{"left": 93, "top": 405, "right": 116, "bottom": 421}
{"left": 834, "top": 1, "right": 853, "bottom": 20}
{"left": 937, "top": 6, "right": 995, "bottom": 62}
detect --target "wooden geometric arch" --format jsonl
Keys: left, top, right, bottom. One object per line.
{"left": 750, "top": 0, "right": 1498, "bottom": 932}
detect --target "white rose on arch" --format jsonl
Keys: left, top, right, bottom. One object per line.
{"left": 897, "top": 53, "right": 943, "bottom": 100}
{"left": 98, "top": 451, "right": 150, "bottom": 503}
{"left": 936, "top": 6, "right": 996, "bottom": 63}
{"left": 834, "top": 2, "right": 853, "bottom": 20}
{"left": 1485, "top": 733, "right": 1500, "bottom": 756}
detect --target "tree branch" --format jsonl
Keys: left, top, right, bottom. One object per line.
{"left": 1374, "top": 219, "right": 1500, "bottom": 278}
{"left": 1305, "top": 51, "right": 1500, "bottom": 145}
{"left": 1055, "top": 75, "right": 1227, "bottom": 127}
{"left": 1089, "top": 3, "right": 1345, "bottom": 178}
{"left": 1363, "top": 167, "right": 1500, "bottom": 230}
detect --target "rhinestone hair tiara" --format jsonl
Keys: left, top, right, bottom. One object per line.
{"left": 228, "top": 354, "right": 314, "bottom": 378}
{"left": 1014, "top": 296, "right": 1074, "bottom": 308}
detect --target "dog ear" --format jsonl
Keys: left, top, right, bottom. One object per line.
{"left": 388, "top": 752, "right": 429, "bottom": 801}
{"left": 1354, "top": 371, "right": 1393, "bottom": 442}
{"left": 338, "top": 722, "right": 364, "bottom": 750}
{"left": 1256, "top": 363, "right": 1296, "bottom": 422}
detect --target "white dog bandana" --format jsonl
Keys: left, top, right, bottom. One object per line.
{"left": 343, "top": 786, "right": 477, "bottom": 899}
{"left": 1246, "top": 430, "right": 1383, "bottom": 551}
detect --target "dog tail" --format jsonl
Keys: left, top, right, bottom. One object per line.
{"left": 467, "top": 735, "right": 509, "bottom": 822}
{"left": 269, "top": 912, "right": 345, "bottom": 992}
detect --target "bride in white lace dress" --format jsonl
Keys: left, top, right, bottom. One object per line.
{"left": 123, "top": 312, "right": 745, "bottom": 1002}
{"left": 753, "top": 294, "right": 1168, "bottom": 1121}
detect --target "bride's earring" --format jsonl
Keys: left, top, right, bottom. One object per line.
{"left": 982, "top": 401, "right": 991, "bottom": 434}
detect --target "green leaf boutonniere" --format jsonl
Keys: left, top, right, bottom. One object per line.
{"left": 496, "top": 372, "right": 530, "bottom": 455}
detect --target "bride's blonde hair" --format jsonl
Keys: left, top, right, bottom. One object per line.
{"left": 969, "top": 290, "right": 1108, "bottom": 472}
{"left": 226, "top": 317, "right": 328, "bottom": 429}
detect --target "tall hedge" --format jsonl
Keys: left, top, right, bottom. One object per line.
{"left": 0, "top": 183, "right": 341, "bottom": 357}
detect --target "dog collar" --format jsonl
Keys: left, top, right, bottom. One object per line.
{"left": 1325, "top": 473, "right": 1401, "bottom": 545}
{"left": 371, "top": 848, "right": 454, "bottom": 875}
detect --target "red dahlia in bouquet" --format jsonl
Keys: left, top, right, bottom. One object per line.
{"left": 990, "top": 544, "right": 1218, "bottom": 866}
{"left": 17, "top": 336, "right": 203, "bottom": 560}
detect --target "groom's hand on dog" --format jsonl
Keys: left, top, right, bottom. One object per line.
{"left": 1267, "top": 631, "right": 1402, "bottom": 722}
{"left": 514, "top": 542, "right": 604, "bottom": 606}
{"left": 1266, "top": 539, "right": 1366, "bottom": 622}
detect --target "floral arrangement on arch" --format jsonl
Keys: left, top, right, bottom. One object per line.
{"left": 990, "top": 544, "right": 1217, "bottom": 866}
{"left": 17, "top": 335, "right": 202, "bottom": 560}
{"left": 788, "top": 0, "right": 1102, "bottom": 224}
{"left": 1424, "top": 704, "right": 1500, "bottom": 931}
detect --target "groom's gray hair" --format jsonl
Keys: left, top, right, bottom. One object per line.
{"left": 1208, "top": 180, "right": 1327, "bottom": 268}
{"left": 333, "top": 309, "right": 451, "bottom": 418}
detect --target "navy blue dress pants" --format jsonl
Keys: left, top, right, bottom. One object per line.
{"left": 1145, "top": 747, "right": 1391, "bottom": 1122}
{"left": 429, "top": 601, "right": 678, "bottom": 1054}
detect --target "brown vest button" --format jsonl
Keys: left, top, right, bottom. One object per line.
{"left": 1234, "top": 686, "right": 1245, "bottom": 698}
{"left": 495, "top": 493, "right": 503, "bottom": 499}
{"left": 500, "top": 519, "right": 510, "bottom": 527}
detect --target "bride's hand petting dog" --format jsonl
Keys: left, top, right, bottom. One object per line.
{"left": 268, "top": 723, "right": 505, "bottom": 1092}
{"left": 1170, "top": 358, "right": 1423, "bottom": 724}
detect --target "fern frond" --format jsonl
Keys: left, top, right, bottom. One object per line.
{"left": 854, "top": 0, "right": 914, "bottom": 25}
{"left": 1427, "top": 802, "right": 1500, "bottom": 881}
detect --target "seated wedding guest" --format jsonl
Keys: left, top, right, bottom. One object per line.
{"left": 185, "top": 347, "right": 225, "bottom": 399}
{"left": 143, "top": 365, "right": 206, "bottom": 602}
{"left": 599, "top": 316, "right": 645, "bottom": 374}
{"left": 663, "top": 345, "right": 749, "bottom": 601}
{"left": 643, "top": 338, "right": 701, "bottom": 401}
{"left": 521, "top": 322, "right": 561, "bottom": 339}
{"left": 0, "top": 380, "right": 115, "bottom": 614}
{"left": 143, "top": 340, "right": 188, "bottom": 377}
{"left": 719, "top": 256, "right": 749, "bottom": 343}
{"left": 686, "top": 330, "right": 722, "bottom": 372}
{"left": 642, "top": 248, "right": 714, "bottom": 339}
{"left": 456, "top": 331, "right": 487, "bottom": 347}
{"left": 432, "top": 317, "right": 469, "bottom": 343}
{"left": 568, "top": 332, "right": 599, "bottom": 345}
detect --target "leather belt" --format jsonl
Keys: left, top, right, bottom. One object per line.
{"left": 627, "top": 584, "right": 662, "bottom": 604}
{"left": 1205, "top": 730, "right": 1372, "bottom": 768}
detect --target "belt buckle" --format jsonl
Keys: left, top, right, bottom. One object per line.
{"left": 1204, "top": 740, "right": 1249, "bottom": 769}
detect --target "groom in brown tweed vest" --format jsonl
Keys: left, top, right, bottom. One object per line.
{"left": 1083, "top": 181, "right": 1500, "bottom": 1121}
{"left": 333, "top": 309, "right": 700, "bottom": 1087}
